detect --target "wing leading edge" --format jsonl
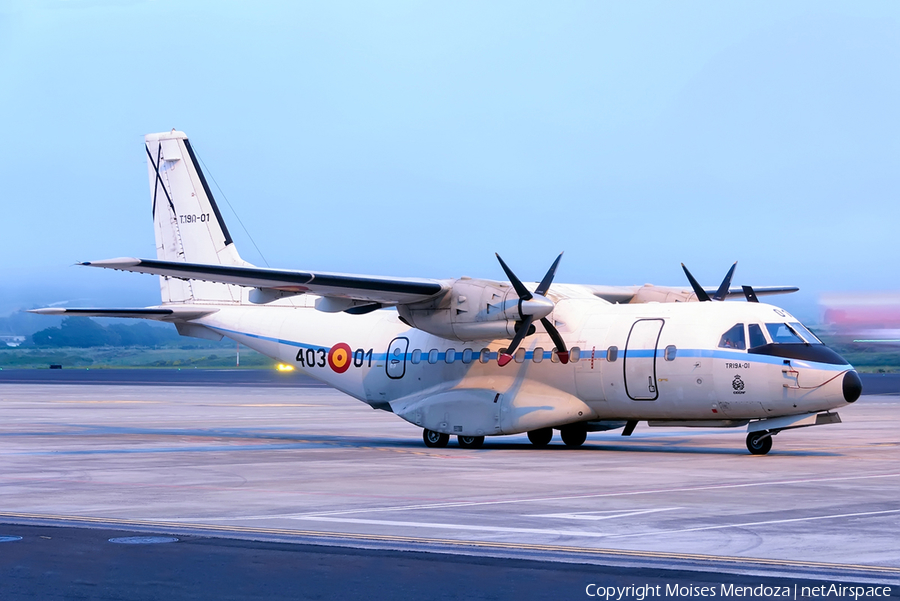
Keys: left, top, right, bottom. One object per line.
{"left": 80, "top": 258, "right": 447, "bottom": 306}
{"left": 588, "top": 285, "right": 798, "bottom": 304}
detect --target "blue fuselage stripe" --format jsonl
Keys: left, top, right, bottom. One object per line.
{"left": 212, "top": 327, "right": 849, "bottom": 371}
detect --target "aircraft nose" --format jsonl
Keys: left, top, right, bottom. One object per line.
{"left": 842, "top": 370, "right": 862, "bottom": 403}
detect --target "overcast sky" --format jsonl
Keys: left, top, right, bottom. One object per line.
{"left": 1, "top": 1, "right": 897, "bottom": 319}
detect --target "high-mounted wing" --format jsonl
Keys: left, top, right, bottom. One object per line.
{"left": 81, "top": 258, "right": 447, "bottom": 306}
{"left": 587, "top": 284, "right": 798, "bottom": 304}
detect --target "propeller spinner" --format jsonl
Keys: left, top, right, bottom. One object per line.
{"left": 495, "top": 253, "right": 569, "bottom": 367}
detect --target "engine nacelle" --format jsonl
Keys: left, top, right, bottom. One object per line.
{"left": 397, "top": 278, "right": 532, "bottom": 342}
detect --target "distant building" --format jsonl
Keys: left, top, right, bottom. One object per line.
{"left": 819, "top": 292, "right": 900, "bottom": 342}
{"left": 1, "top": 335, "right": 25, "bottom": 347}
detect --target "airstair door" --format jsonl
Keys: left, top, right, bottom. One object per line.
{"left": 624, "top": 319, "right": 664, "bottom": 400}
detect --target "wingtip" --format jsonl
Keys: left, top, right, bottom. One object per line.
{"left": 498, "top": 353, "right": 513, "bottom": 367}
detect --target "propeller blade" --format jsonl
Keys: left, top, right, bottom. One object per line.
{"left": 681, "top": 263, "right": 711, "bottom": 302}
{"left": 534, "top": 252, "right": 564, "bottom": 297}
{"left": 712, "top": 261, "right": 738, "bottom": 301}
{"left": 541, "top": 317, "right": 569, "bottom": 364}
{"left": 742, "top": 285, "right": 759, "bottom": 303}
{"left": 495, "top": 254, "right": 532, "bottom": 300}
{"left": 498, "top": 315, "right": 534, "bottom": 367}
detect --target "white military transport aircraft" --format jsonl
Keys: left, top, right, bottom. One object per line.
{"left": 33, "top": 130, "right": 863, "bottom": 455}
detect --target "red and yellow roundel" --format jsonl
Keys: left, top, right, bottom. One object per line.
{"left": 328, "top": 343, "right": 352, "bottom": 374}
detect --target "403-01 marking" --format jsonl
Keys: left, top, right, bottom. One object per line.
{"left": 296, "top": 343, "right": 373, "bottom": 373}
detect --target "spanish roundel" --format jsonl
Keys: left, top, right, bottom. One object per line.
{"left": 328, "top": 343, "right": 352, "bottom": 374}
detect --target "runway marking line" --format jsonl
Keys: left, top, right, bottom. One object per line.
{"left": 233, "top": 404, "right": 320, "bottom": 407}
{"left": 53, "top": 400, "right": 159, "bottom": 404}
{"left": 284, "top": 508, "right": 900, "bottom": 541}
{"left": 525, "top": 507, "right": 682, "bottom": 521}
{"left": 0, "top": 511, "right": 898, "bottom": 575}
{"left": 599, "top": 508, "right": 900, "bottom": 540}
{"left": 255, "top": 472, "right": 900, "bottom": 518}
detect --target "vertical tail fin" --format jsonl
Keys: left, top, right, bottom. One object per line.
{"left": 145, "top": 130, "right": 249, "bottom": 303}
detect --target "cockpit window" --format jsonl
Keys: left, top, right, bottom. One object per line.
{"left": 748, "top": 323, "right": 767, "bottom": 348}
{"left": 790, "top": 322, "right": 823, "bottom": 345}
{"left": 765, "top": 323, "right": 804, "bottom": 344}
{"left": 718, "top": 323, "right": 746, "bottom": 350}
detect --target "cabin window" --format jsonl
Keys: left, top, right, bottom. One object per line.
{"left": 606, "top": 346, "right": 618, "bottom": 362}
{"left": 765, "top": 323, "right": 804, "bottom": 344}
{"left": 462, "top": 348, "right": 473, "bottom": 364}
{"left": 570, "top": 347, "right": 581, "bottom": 363}
{"left": 664, "top": 345, "right": 677, "bottom": 361}
{"left": 718, "top": 324, "right": 746, "bottom": 350}
{"left": 748, "top": 324, "right": 767, "bottom": 348}
{"left": 532, "top": 347, "right": 544, "bottom": 363}
{"left": 550, "top": 347, "right": 560, "bottom": 363}
{"left": 514, "top": 348, "right": 527, "bottom": 363}
{"left": 479, "top": 348, "right": 491, "bottom": 363}
{"left": 428, "top": 349, "right": 439, "bottom": 364}
{"left": 410, "top": 349, "right": 422, "bottom": 364}
{"left": 445, "top": 348, "right": 456, "bottom": 363}
{"left": 791, "top": 322, "right": 823, "bottom": 345}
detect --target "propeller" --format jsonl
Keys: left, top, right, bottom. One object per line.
{"left": 742, "top": 285, "right": 759, "bottom": 303}
{"left": 495, "top": 253, "right": 569, "bottom": 366}
{"left": 681, "top": 261, "right": 737, "bottom": 302}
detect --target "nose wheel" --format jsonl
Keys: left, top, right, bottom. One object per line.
{"left": 423, "top": 429, "right": 449, "bottom": 448}
{"left": 746, "top": 430, "right": 773, "bottom": 455}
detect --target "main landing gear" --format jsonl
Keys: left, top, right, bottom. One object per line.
{"left": 560, "top": 425, "right": 587, "bottom": 448}
{"left": 423, "top": 429, "right": 449, "bottom": 448}
{"left": 458, "top": 435, "right": 484, "bottom": 449}
{"left": 525, "top": 426, "right": 588, "bottom": 448}
{"left": 746, "top": 430, "right": 773, "bottom": 455}
{"left": 527, "top": 428, "right": 553, "bottom": 447}
{"left": 422, "top": 429, "right": 484, "bottom": 449}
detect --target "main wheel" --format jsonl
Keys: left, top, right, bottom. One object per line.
{"left": 560, "top": 426, "right": 587, "bottom": 448}
{"left": 423, "top": 429, "right": 449, "bottom": 448}
{"left": 527, "top": 428, "right": 553, "bottom": 447}
{"left": 746, "top": 431, "right": 773, "bottom": 455}
{"left": 458, "top": 435, "right": 485, "bottom": 449}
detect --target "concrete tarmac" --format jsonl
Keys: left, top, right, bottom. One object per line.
{"left": 3, "top": 524, "right": 897, "bottom": 601}
{"left": 1, "top": 375, "right": 898, "bottom": 597}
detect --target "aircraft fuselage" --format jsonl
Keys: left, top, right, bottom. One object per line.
{"left": 198, "top": 294, "right": 855, "bottom": 439}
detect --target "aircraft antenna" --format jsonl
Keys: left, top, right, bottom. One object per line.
{"left": 195, "top": 150, "right": 271, "bottom": 267}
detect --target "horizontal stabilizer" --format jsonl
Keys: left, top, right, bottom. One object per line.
{"left": 28, "top": 306, "right": 218, "bottom": 321}
{"left": 81, "top": 258, "right": 447, "bottom": 305}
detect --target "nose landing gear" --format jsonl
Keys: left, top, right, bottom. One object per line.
{"left": 746, "top": 430, "right": 773, "bottom": 455}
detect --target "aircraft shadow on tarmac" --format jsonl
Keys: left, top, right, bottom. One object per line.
{"left": 418, "top": 440, "right": 840, "bottom": 457}
{"left": 33, "top": 424, "right": 841, "bottom": 457}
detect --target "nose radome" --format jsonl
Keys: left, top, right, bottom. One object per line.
{"left": 843, "top": 370, "right": 862, "bottom": 403}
